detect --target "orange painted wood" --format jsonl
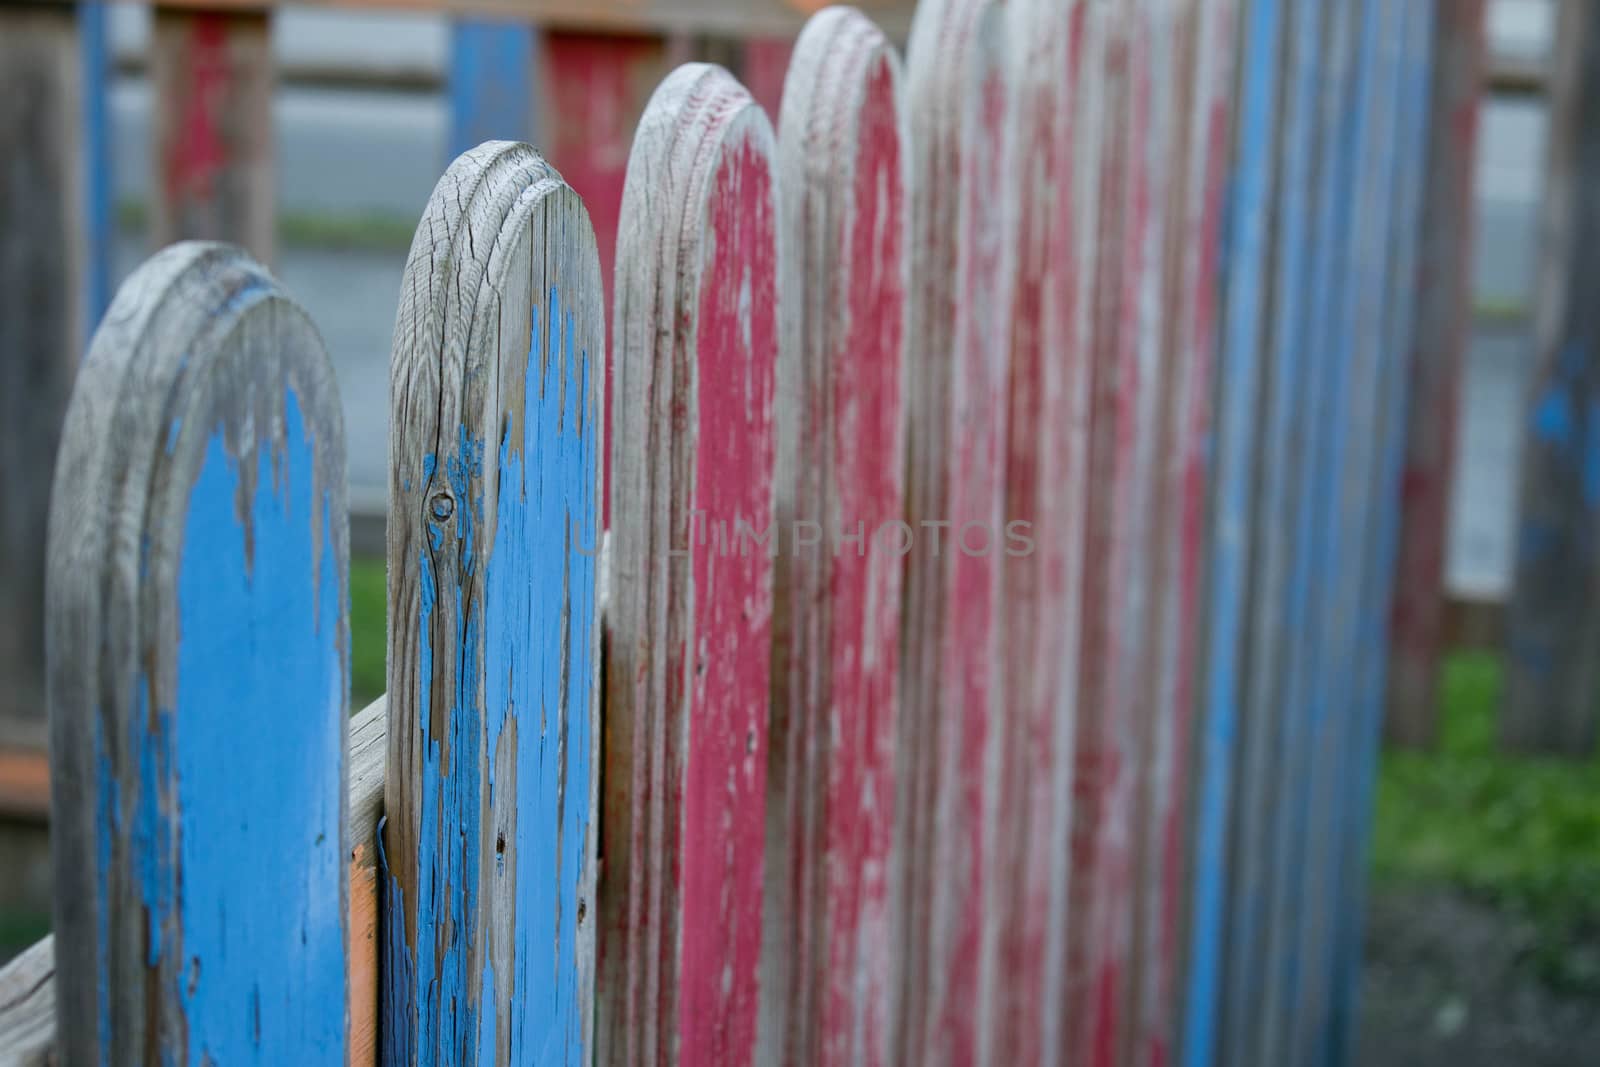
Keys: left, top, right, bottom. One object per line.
{"left": 760, "top": 10, "right": 907, "bottom": 1066}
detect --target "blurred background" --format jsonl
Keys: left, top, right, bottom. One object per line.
{"left": 0, "top": 0, "right": 1595, "bottom": 1064}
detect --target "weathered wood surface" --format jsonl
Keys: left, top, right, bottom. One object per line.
{"left": 1332, "top": 3, "right": 1438, "bottom": 1061}
{"left": 0, "top": 3, "right": 82, "bottom": 755}
{"left": 1504, "top": 0, "right": 1600, "bottom": 755}
{"left": 0, "top": 936, "right": 54, "bottom": 1066}
{"left": 758, "top": 11, "right": 906, "bottom": 1067}
{"left": 601, "top": 63, "right": 778, "bottom": 1067}
{"left": 45, "top": 0, "right": 918, "bottom": 36}
{"left": 1282, "top": 0, "right": 1407, "bottom": 1060}
{"left": 0, "top": 697, "right": 389, "bottom": 1066}
{"left": 989, "top": 0, "right": 1100, "bottom": 1061}
{"left": 1132, "top": 0, "right": 1236, "bottom": 1063}
{"left": 150, "top": 7, "right": 275, "bottom": 263}
{"left": 1183, "top": 0, "right": 1292, "bottom": 1063}
{"left": 384, "top": 140, "right": 603, "bottom": 1065}
{"left": 47, "top": 241, "right": 349, "bottom": 1063}
{"left": 1385, "top": 0, "right": 1486, "bottom": 747}
{"left": 1065, "top": 2, "right": 1155, "bottom": 1061}
{"left": 896, "top": 0, "right": 1012, "bottom": 1061}
{"left": 1246, "top": 2, "right": 1361, "bottom": 1063}
{"left": 447, "top": 19, "right": 537, "bottom": 156}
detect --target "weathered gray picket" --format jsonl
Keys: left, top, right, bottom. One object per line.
{"left": 384, "top": 140, "right": 603, "bottom": 1065}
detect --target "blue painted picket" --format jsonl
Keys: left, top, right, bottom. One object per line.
{"left": 45, "top": 241, "right": 350, "bottom": 1064}
{"left": 383, "top": 141, "right": 603, "bottom": 1066}
{"left": 1182, "top": 0, "right": 1282, "bottom": 1061}
{"left": 447, "top": 20, "right": 539, "bottom": 157}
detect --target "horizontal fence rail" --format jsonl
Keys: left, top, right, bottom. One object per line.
{"left": 0, "top": 0, "right": 1564, "bottom": 1064}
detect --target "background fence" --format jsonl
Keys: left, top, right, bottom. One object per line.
{"left": 0, "top": 0, "right": 1594, "bottom": 1064}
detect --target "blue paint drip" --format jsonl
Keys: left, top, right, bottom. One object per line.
{"left": 169, "top": 391, "right": 347, "bottom": 1063}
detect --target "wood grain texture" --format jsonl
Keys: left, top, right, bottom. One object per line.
{"left": 46, "top": 241, "right": 349, "bottom": 1065}
{"left": 989, "top": 0, "right": 1099, "bottom": 1062}
{"left": 601, "top": 63, "right": 778, "bottom": 1067}
{"left": 384, "top": 140, "right": 603, "bottom": 1066}
{"left": 150, "top": 7, "right": 275, "bottom": 263}
{"left": 758, "top": 11, "right": 907, "bottom": 1067}
{"left": 0, "top": 3, "right": 82, "bottom": 754}
{"left": 0, "top": 936, "right": 55, "bottom": 1066}
{"left": 0, "top": 696, "right": 388, "bottom": 1066}
{"left": 896, "top": 1, "right": 1013, "bottom": 1062}
{"left": 1383, "top": 0, "right": 1485, "bottom": 747}
{"left": 1064, "top": 2, "right": 1156, "bottom": 1061}
{"left": 1503, "top": 0, "right": 1600, "bottom": 755}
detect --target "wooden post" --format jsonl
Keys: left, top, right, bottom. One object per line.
{"left": 150, "top": 6, "right": 274, "bottom": 263}
{"left": 758, "top": 12, "right": 906, "bottom": 1066}
{"left": 601, "top": 64, "right": 778, "bottom": 1067}
{"left": 47, "top": 242, "right": 349, "bottom": 1063}
{"left": 989, "top": 0, "right": 1099, "bottom": 1061}
{"left": 1064, "top": 2, "right": 1156, "bottom": 1061}
{"left": 447, "top": 19, "right": 538, "bottom": 156}
{"left": 1282, "top": 0, "right": 1408, "bottom": 1059}
{"left": 1185, "top": 0, "right": 1298, "bottom": 1062}
{"left": 1384, "top": 0, "right": 1486, "bottom": 747}
{"left": 383, "top": 141, "right": 603, "bottom": 1065}
{"left": 897, "top": 0, "right": 1012, "bottom": 1061}
{"left": 0, "top": 1, "right": 82, "bottom": 757}
{"left": 1331, "top": 2, "right": 1439, "bottom": 1060}
{"left": 1504, "top": 0, "right": 1600, "bottom": 755}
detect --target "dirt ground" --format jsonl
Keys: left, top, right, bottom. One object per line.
{"left": 1356, "top": 885, "right": 1600, "bottom": 1067}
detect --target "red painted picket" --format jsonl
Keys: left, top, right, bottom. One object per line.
{"left": 760, "top": 10, "right": 907, "bottom": 1066}
{"left": 600, "top": 61, "right": 779, "bottom": 1067}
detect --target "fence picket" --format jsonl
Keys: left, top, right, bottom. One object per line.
{"left": 383, "top": 140, "right": 603, "bottom": 1066}
{"left": 601, "top": 63, "right": 779, "bottom": 1067}
{"left": 47, "top": 241, "right": 350, "bottom": 1064}
{"left": 760, "top": 10, "right": 907, "bottom": 1066}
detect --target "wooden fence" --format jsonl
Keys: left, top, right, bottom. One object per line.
{"left": 0, "top": 0, "right": 1578, "bottom": 1064}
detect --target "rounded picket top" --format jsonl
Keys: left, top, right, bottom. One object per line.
{"left": 603, "top": 63, "right": 779, "bottom": 1067}
{"left": 384, "top": 140, "right": 604, "bottom": 1066}
{"left": 47, "top": 240, "right": 350, "bottom": 1065}
{"left": 761, "top": 9, "right": 909, "bottom": 1066}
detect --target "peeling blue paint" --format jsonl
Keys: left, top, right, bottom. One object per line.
{"left": 130, "top": 390, "right": 349, "bottom": 1064}
{"left": 395, "top": 279, "right": 597, "bottom": 1064}
{"left": 1533, "top": 386, "right": 1574, "bottom": 447}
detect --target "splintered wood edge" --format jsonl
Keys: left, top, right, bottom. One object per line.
{"left": 0, "top": 696, "right": 387, "bottom": 1067}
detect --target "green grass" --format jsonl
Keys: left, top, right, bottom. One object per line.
{"left": 351, "top": 557, "right": 387, "bottom": 707}
{"left": 117, "top": 199, "right": 417, "bottom": 254}
{"left": 1371, "top": 652, "right": 1600, "bottom": 992}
